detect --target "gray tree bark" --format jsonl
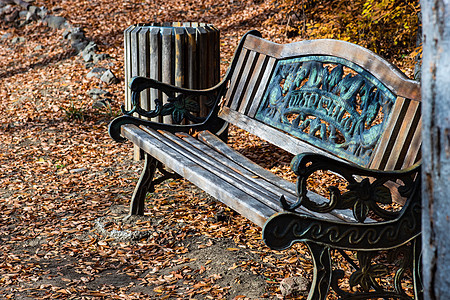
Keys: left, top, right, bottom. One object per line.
{"left": 421, "top": 0, "right": 450, "bottom": 299}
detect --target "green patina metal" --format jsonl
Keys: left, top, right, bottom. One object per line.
{"left": 255, "top": 56, "right": 397, "bottom": 165}
{"left": 263, "top": 153, "right": 422, "bottom": 299}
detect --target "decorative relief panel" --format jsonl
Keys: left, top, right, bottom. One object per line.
{"left": 255, "top": 56, "right": 396, "bottom": 165}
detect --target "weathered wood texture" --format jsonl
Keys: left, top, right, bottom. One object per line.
{"left": 121, "top": 124, "right": 354, "bottom": 226}
{"left": 124, "top": 22, "right": 220, "bottom": 159}
{"left": 421, "top": 0, "right": 450, "bottom": 298}
{"left": 124, "top": 22, "right": 219, "bottom": 120}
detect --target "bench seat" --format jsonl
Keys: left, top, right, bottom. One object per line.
{"left": 121, "top": 124, "right": 356, "bottom": 227}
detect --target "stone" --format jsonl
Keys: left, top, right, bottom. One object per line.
{"left": 86, "top": 67, "right": 108, "bottom": 79}
{"left": 44, "top": 15, "right": 67, "bottom": 29}
{"left": 4, "top": 9, "right": 19, "bottom": 23}
{"left": 279, "top": 276, "right": 310, "bottom": 297}
{"left": 1, "top": 33, "right": 12, "bottom": 40}
{"left": 100, "top": 70, "right": 118, "bottom": 85}
{"left": 69, "top": 28, "right": 85, "bottom": 42}
{"left": 0, "top": 5, "right": 13, "bottom": 16}
{"left": 19, "top": 10, "right": 28, "bottom": 19}
{"left": 92, "top": 99, "right": 112, "bottom": 109}
{"left": 87, "top": 88, "right": 111, "bottom": 99}
{"left": 83, "top": 41, "right": 98, "bottom": 53}
{"left": 80, "top": 41, "right": 97, "bottom": 62}
{"left": 11, "top": 37, "right": 26, "bottom": 44}
{"left": 25, "top": 10, "right": 38, "bottom": 22}
{"left": 62, "top": 29, "right": 71, "bottom": 39}
{"left": 71, "top": 40, "right": 89, "bottom": 53}
{"left": 37, "top": 6, "right": 48, "bottom": 20}
{"left": 93, "top": 53, "right": 110, "bottom": 63}
{"left": 28, "top": 6, "right": 40, "bottom": 15}
{"left": 82, "top": 51, "right": 93, "bottom": 62}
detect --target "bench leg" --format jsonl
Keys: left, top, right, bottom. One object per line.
{"left": 413, "top": 237, "right": 423, "bottom": 300}
{"left": 129, "top": 152, "right": 181, "bottom": 216}
{"left": 306, "top": 242, "right": 332, "bottom": 300}
{"left": 129, "top": 152, "right": 159, "bottom": 216}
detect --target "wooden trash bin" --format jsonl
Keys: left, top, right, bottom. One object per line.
{"left": 123, "top": 22, "right": 220, "bottom": 159}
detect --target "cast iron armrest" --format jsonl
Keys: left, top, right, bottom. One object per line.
{"left": 283, "top": 153, "right": 420, "bottom": 221}
{"left": 264, "top": 153, "right": 421, "bottom": 251}
{"left": 109, "top": 76, "right": 228, "bottom": 142}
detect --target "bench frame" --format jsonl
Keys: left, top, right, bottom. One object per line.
{"left": 110, "top": 31, "right": 422, "bottom": 299}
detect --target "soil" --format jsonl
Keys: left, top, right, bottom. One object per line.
{"left": 5, "top": 186, "right": 273, "bottom": 299}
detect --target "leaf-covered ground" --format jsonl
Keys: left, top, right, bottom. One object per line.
{"left": 0, "top": 0, "right": 417, "bottom": 299}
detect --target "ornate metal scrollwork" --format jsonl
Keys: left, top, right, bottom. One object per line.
{"left": 121, "top": 83, "right": 215, "bottom": 124}
{"left": 255, "top": 57, "right": 397, "bottom": 165}
{"left": 108, "top": 76, "right": 229, "bottom": 143}
{"left": 283, "top": 153, "right": 417, "bottom": 222}
{"left": 348, "top": 252, "right": 388, "bottom": 292}
{"left": 263, "top": 153, "right": 422, "bottom": 299}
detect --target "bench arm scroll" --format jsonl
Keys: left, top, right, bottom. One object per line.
{"left": 265, "top": 153, "right": 421, "bottom": 251}
{"left": 283, "top": 153, "right": 420, "bottom": 222}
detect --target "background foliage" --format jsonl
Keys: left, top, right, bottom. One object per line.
{"left": 265, "top": 0, "right": 420, "bottom": 60}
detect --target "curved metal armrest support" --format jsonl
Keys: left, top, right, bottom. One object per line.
{"left": 265, "top": 154, "right": 422, "bottom": 251}
{"left": 263, "top": 200, "right": 421, "bottom": 251}
{"left": 282, "top": 153, "right": 421, "bottom": 223}
{"left": 108, "top": 113, "right": 227, "bottom": 142}
{"left": 123, "top": 76, "right": 228, "bottom": 120}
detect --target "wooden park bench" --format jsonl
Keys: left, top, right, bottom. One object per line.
{"left": 109, "top": 30, "right": 422, "bottom": 299}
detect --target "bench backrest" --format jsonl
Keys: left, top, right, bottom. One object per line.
{"left": 219, "top": 34, "right": 421, "bottom": 170}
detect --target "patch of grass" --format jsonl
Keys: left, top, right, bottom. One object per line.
{"left": 60, "top": 101, "right": 87, "bottom": 121}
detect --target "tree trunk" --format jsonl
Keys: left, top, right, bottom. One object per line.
{"left": 421, "top": 0, "right": 450, "bottom": 299}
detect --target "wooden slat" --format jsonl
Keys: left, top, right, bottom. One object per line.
{"left": 155, "top": 130, "right": 297, "bottom": 211}
{"left": 198, "top": 130, "right": 297, "bottom": 194}
{"left": 130, "top": 26, "right": 142, "bottom": 160}
{"left": 401, "top": 117, "right": 422, "bottom": 169}
{"left": 157, "top": 131, "right": 281, "bottom": 203}
{"left": 180, "top": 132, "right": 355, "bottom": 222}
{"left": 369, "top": 97, "right": 410, "bottom": 170}
{"left": 247, "top": 57, "right": 276, "bottom": 118}
{"left": 237, "top": 54, "right": 267, "bottom": 114}
{"left": 384, "top": 100, "right": 421, "bottom": 170}
{"left": 149, "top": 27, "right": 161, "bottom": 115}
{"left": 224, "top": 48, "right": 249, "bottom": 107}
{"left": 174, "top": 27, "right": 185, "bottom": 88}
{"left": 211, "top": 25, "right": 221, "bottom": 85}
{"left": 140, "top": 126, "right": 351, "bottom": 222}
{"left": 174, "top": 132, "right": 296, "bottom": 200}
{"left": 229, "top": 50, "right": 259, "bottom": 111}
{"left": 121, "top": 124, "right": 276, "bottom": 227}
{"left": 205, "top": 25, "right": 216, "bottom": 89}
{"left": 185, "top": 27, "right": 197, "bottom": 89}
{"left": 197, "top": 130, "right": 356, "bottom": 222}
{"left": 138, "top": 27, "right": 150, "bottom": 117}
{"left": 130, "top": 26, "right": 141, "bottom": 118}
{"left": 161, "top": 27, "right": 173, "bottom": 124}
{"left": 123, "top": 25, "right": 134, "bottom": 112}
{"left": 197, "top": 26, "right": 208, "bottom": 116}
